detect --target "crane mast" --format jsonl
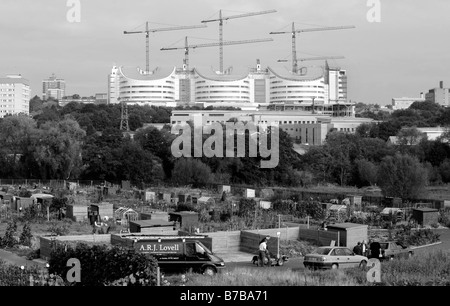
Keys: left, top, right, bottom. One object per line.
{"left": 123, "top": 22, "right": 207, "bottom": 74}
{"left": 201, "top": 9, "right": 276, "bottom": 74}
{"left": 271, "top": 23, "right": 355, "bottom": 74}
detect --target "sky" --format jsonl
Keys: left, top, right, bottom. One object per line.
{"left": 1, "top": 0, "right": 449, "bottom": 105}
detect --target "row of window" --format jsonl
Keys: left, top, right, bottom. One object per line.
{"left": 270, "top": 91, "right": 323, "bottom": 95}
{"left": 196, "top": 85, "right": 250, "bottom": 89}
{"left": 196, "top": 91, "right": 249, "bottom": 94}
{"left": 121, "top": 91, "right": 175, "bottom": 94}
{"left": 196, "top": 96, "right": 250, "bottom": 100}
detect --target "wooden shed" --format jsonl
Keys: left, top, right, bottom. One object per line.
{"left": 139, "top": 210, "right": 169, "bottom": 222}
{"left": 91, "top": 202, "right": 114, "bottom": 221}
{"left": 178, "top": 193, "right": 191, "bottom": 204}
{"left": 66, "top": 204, "right": 88, "bottom": 222}
{"left": 13, "top": 197, "right": 35, "bottom": 212}
{"left": 158, "top": 192, "right": 172, "bottom": 203}
{"left": 129, "top": 220, "right": 176, "bottom": 234}
{"left": 326, "top": 223, "right": 368, "bottom": 250}
{"left": 245, "top": 188, "right": 255, "bottom": 198}
{"left": 198, "top": 196, "right": 215, "bottom": 206}
{"left": 259, "top": 200, "right": 272, "bottom": 210}
{"left": 144, "top": 191, "right": 156, "bottom": 202}
{"left": 218, "top": 185, "right": 231, "bottom": 194}
{"left": 412, "top": 208, "right": 439, "bottom": 226}
{"left": 169, "top": 211, "right": 199, "bottom": 230}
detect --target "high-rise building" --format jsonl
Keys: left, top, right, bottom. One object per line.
{"left": 42, "top": 74, "right": 66, "bottom": 101}
{"left": 0, "top": 74, "right": 30, "bottom": 118}
{"left": 425, "top": 81, "right": 450, "bottom": 107}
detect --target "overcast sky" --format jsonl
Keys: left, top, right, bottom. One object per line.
{"left": 1, "top": 0, "right": 449, "bottom": 105}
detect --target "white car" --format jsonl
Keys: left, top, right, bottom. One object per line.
{"left": 303, "top": 246, "right": 368, "bottom": 270}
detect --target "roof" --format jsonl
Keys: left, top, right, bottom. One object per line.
{"left": 194, "top": 66, "right": 249, "bottom": 81}
{"left": 329, "top": 205, "right": 347, "bottom": 211}
{"left": 413, "top": 207, "right": 439, "bottom": 212}
{"left": 30, "top": 194, "right": 54, "bottom": 199}
{"left": 381, "top": 208, "right": 402, "bottom": 215}
{"left": 130, "top": 220, "right": 174, "bottom": 227}
{"left": 198, "top": 196, "right": 214, "bottom": 202}
{"left": 169, "top": 211, "right": 199, "bottom": 216}
{"left": 327, "top": 222, "right": 368, "bottom": 229}
{"left": 267, "top": 66, "right": 324, "bottom": 81}
{"left": 119, "top": 66, "right": 177, "bottom": 81}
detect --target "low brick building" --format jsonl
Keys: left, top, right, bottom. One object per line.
{"left": 412, "top": 208, "right": 439, "bottom": 226}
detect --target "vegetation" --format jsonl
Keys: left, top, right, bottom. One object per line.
{"left": 48, "top": 242, "right": 159, "bottom": 286}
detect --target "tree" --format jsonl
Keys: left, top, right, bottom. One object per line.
{"left": 356, "top": 159, "right": 378, "bottom": 186}
{"left": 19, "top": 223, "right": 33, "bottom": 247}
{"left": 33, "top": 116, "right": 86, "bottom": 179}
{"left": 377, "top": 154, "right": 428, "bottom": 199}
{"left": 171, "top": 158, "right": 212, "bottom": 187}
{"left": 29, "top": 95, "right": 44, "bottom": 113}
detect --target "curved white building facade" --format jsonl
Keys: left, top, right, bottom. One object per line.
{"left": 108, "top": 62, "right": 348, "bottom": 111}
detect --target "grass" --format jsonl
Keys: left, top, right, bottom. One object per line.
{"left": 172, "top": 268, "right": 361, "bottom": 286}
{"left": 164, "top": 250, "right": 450, "bottom": 286}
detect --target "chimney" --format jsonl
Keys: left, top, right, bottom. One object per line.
{"left": 440, "top": 81, "right": 444, "bottom": 89}
{"left": 420, "top": 92, "right": 424, "bottom": 99}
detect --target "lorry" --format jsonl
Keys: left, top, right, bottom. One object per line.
{"left": 119, "top": 235, "right": 225, "bottom": 276}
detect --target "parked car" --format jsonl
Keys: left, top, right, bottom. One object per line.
{"left": 303, "top": 246, "right": 368, "bottom": 270}
{"left": 377, "top": 241, "right": 414, "bottom": 261}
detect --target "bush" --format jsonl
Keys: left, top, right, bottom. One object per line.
{"left": 19, "top": 223, "right": 33, "bottom": 247}
{"left": 48, "top": 243, "right": 159, "bottom": 286}
{"left": 175, "top": 203, "right": 195, "bottom": 212}
{"left": 0, "top": 220, "right": 18, "bottom": 248}
{"left": 47, "top": 221, "right": 70, "bottom": 236}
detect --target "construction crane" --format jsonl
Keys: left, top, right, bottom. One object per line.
{"left": 161, "top": 36, "right": 273, "bottom": 71}
{"left": 123, "top": 22, "right": 207, "bottom": 74}
{"left": 201, "top": 9, "right": 276, "bottom": 74}
{"left": 270, "top": 23, "right": 355, "bottom": 74}
{"left": 278, "top": 56, "right": 345, "bottom": 76}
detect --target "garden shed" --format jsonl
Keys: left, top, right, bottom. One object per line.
{"left": 412, "top": 208, "right": 439, "bottom": 226}
{"left": 144, "top": 191, "right": 156, "bottom": 202}
{"left": 259, "top": 200, "right": 272, "bottom": 210}
{"left": 326, "top": 223, "right": 368, "bottom": 249}
{"left": 90, "top": 202, "right": 114, "bottom": 221}
{"left": 169, "top": 211, "right": 199, "bottom": 230}
{"left": 31, "top": 193, "right": 55, "bottom": 221}
{"left": 245, "top": 188, "right": 255, "bottom": 198}
{"left": 381, "top": 208, "right": 404, "bottom": 222}
{"left": 114, "top": 207, "right": 139, "bottom": 226}
{"left": 139, "top": 210, "right": 169, "bottom": 222}
{"left": 158, "top": 192, "right": 172, "bottom": 203}
{"left": 13, "top": 197, "right": 35, "bottom": 212}
{"left": 129, "top": 220, "right": 176, "bottom": 234}
{"left": 218, "top": 185, "right": 231, "bottom": 194}
{"left": 66, "top": 204, "right": 88, "bottom": 222}
{"left": 198, "top": 196, "right": 215, "bottom": 206}
{"left": 178, "top": 193, "right": 191, "bottom": 204}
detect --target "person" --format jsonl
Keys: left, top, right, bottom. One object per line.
{"left": 369, "top": 240, "right": 382, "bottom": 259}
{"left": 353, "top": 242, "right": 362, "bottom": 255}
{"left": 361, "top": 240, "right": 369, "bottom": 257}
{"left": 258, "top": 237, "right": 270, "bottom": 267}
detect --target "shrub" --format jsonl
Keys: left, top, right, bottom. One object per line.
{"left": 175, "top": 203, "right": 195, "bottom": 212}
{"left": 47, "top": 221, "right": 70, "bottom": 236}
{"left": 48, "top": 243, "right": 159, "bottom": 286}
{"left": 1, "top": 220, "right": 18, "bottom": 248}
{"left": 19, "top": 223, "right": 33, "bottom": 247}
